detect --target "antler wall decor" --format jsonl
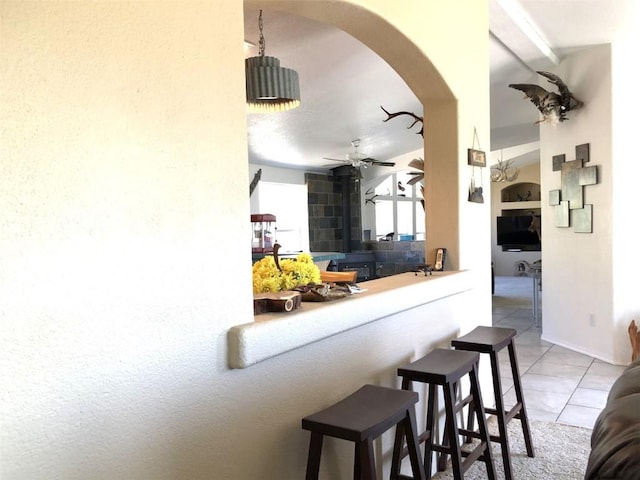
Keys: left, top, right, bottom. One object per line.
{"left": 380, "top": 106, "right": 424, "bottom": 137}
{"left": 364, "top": 187, "right": 382, "bottom": 205}
{"left": 490, "top": 158, "right": 519, "bottom": 183}
{"left": 249, "top": 168, "right": 262, "bottom": 196}
{"left": 380, "top": 107, "right": 426, "bottom": 209}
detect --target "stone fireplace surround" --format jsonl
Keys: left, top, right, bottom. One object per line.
{"left": 306, "top": 172, "right": 426, "bottom": 279}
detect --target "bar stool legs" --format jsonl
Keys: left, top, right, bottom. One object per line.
{"left": 452, "top": 326, "right": 535, "bottom": 480}
{"left": 302, "top": 384, "right": 426, "bottom": 480}
{"left": 390, "top": 403, "right": 426, "bottom": 480}
{"left": 395, "top": 348, "right": 496, "bottom": 480}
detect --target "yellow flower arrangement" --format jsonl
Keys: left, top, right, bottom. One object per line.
{"left": 252, "top": 252, "right": 321, "bottom": 293}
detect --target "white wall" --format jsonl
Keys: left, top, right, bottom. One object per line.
{"left": 249, "top": 163, "right": 307, "bottom": 212}
{"left": 611, "top": 23, "right": 640, "bottom": 365}
{"left": 0, "top": 1, "right": 491, "bottom": 479}
{"left": 539, "top": 45, "right": 622, "bottom": 363}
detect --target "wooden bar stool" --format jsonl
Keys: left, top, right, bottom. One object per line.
{"left": 394, "top": 348, "right": 495, "bottom": 480}
{"left": 301, "top": 384, "right": 426, "bottom": 480}
{"left": 451, "top": 326, "right": 535, "bottom": 480}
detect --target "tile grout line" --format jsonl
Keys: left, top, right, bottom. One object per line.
{"left": 492, "top": 279, "right": 603, "bottom": 426}
{"left": 556, "top": 357, "right": 596, "bottom": 426}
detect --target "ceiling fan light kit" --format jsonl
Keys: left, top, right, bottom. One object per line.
{"left": 345, "top": 139, "right": 366, "bottom": 166}
{"left": 245, "top": 10, "right": 301, "bottom": 113}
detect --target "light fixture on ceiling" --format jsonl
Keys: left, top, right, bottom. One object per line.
{"left": 491, "top": 151, "right": 520, "bottom": 183}
{"left": 346, "top": 139, "right": 366, "bottom": 167}
{"left": 245, "top": 10, "right": 300, "bottom": 113}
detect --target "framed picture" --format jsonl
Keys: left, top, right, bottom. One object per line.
{"left": 467, "top": 148, "right": 486, "bottom": 167}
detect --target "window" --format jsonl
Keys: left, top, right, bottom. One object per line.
{"left": 368, "top": 172, "right": 424, "bottom": 241}
{"left": 256, "top": 182, "right": 310, "bottom": 251}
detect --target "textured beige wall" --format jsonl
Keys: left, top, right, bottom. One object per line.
{"left": 1, "top": 1, "right": 490, "bottom": 478}
{"left": 539, "top": 45, "right": 616, "bottom": 363}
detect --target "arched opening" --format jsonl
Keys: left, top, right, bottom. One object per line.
{"left": 244, "top": 0, "right": 460, "bottom": 268}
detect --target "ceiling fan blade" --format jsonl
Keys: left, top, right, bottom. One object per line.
{"left": 363, "top": 158, "right": 395, "bottom": 167}
{"left": 322, "top": 157, "right": 348, "bottom": 163}
{"left": 406, "top": 175, "right": 423, "bottom": 185}
{"left": 408, "top": 158, "right": 424, "bottom": 170}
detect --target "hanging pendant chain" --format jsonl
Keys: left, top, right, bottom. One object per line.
{"left": 258, "top": 10, "right": 266, "bottom": 57}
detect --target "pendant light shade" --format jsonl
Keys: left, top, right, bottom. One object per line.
{"left": 245, "top": 56, "right": 300, "bottom": 112}
{"left": 245, "top": 10, "right": 301, "bottom": 113}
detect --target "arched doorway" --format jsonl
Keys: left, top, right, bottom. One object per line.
{"left": 244, "top": 0, "right": 462, "bottom": 269}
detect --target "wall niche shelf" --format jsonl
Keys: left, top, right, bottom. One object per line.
{"left": 500, "top": 182, "right": 540, "bottom": 203}
{"left": 492, "top": 166, "right": 542, "bottom": 276}
{"left": 497, "top": 181, "right": 542, "bottom": 253}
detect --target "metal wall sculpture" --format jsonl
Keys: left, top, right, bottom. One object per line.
{"left": 548, "top": 143, "right": 598, "bottom": 233}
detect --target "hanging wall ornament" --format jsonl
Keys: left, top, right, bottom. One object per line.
{"left": 468, "top": 176, "right": 484, "bottom": 203}
{"left": 468, "top": 127, "right": 485, "bottom": 203}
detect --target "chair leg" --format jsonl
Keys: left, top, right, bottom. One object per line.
{"left": 508, "top": 341, "right": 535, "bottom": 458}
{"left": 443, "top": 381, "right": 464, "bottom": 480}
{"left": 423, "top": 383, "right": 437, "bottom": 477}
{"left": 390, "top": 415, "right": 404, "bottom": 478}
{"left": 305, "top": 431, "right": 323, "bottom": 480}
{"left": 438, "top": 381, "right": 464, "bottom": 470}
{"left": 437, "top": 412, "right": 449, "bottom": 472}
{"left": 464, "top": 399, "right": 476, "bottom": 444}
{"left": 357, "top": 439, "right": 376, "bottom": 480}
{"left": 404, "top": 406, "right": 427, "bottom": 480}
{"left": 392, "top": 378, "right": 414, "bottom": 478}
{"left": 469, "top": 363, "right": 496, "bottom": 480}
{"left": 489, "top": 351, "right": 513, "bottom": 480}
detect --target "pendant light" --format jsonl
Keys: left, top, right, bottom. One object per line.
{"left": 245, "top": 10, "right": 301, "bottom": 113}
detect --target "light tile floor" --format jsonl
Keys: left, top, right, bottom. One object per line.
{"left": 492, "top": 276, "right": 627, "bottom": 429}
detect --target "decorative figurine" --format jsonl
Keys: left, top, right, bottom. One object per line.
{"left": 509, "top": 71, "right": 583, "bottom": 124}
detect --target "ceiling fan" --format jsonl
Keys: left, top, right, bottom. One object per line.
{"left": 322, "top": 139, "right": 395, "bottom": 170}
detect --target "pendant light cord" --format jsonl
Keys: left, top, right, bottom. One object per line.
{"left": 258, "top": 10, "right": 265, "bottom": 57}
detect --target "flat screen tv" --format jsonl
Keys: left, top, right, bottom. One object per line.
{"left": 496, "top": 215, "right": 541, "bottom": 250}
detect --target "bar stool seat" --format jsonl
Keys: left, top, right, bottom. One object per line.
{"left": 301, "top": 384, "right": 426, "bottom": 480}
{"left": 395, "top": 348, "right": 495, "bottom": 480}
{"left": 451, "top": 326, "right": 535, "bottom": 480}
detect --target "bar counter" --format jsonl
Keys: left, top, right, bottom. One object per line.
{"left": 228, "top": 270, "right": 473, "bottom": 368}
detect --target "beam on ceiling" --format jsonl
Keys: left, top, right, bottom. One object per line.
{"left": 489, "top": 0, "right": 560, "bottom": 70}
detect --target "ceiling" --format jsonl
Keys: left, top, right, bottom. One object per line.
{"left": 244, "top": 1, "right": 637, "bottom": 173}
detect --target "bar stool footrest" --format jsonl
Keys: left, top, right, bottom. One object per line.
{"left": 458, "top": 428, "right": 482, "bottom": 441}
{"left": 396, "top": 429, "right": 432, "bottom": 462}
{"left": 461, "top": 441, "right": 491, "bottom": 468}
{"left": 485, "top": 402, "right": 523, "bottom": 424}
{"left": 455, "top": 393, "right": 474, "bottom": 413}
